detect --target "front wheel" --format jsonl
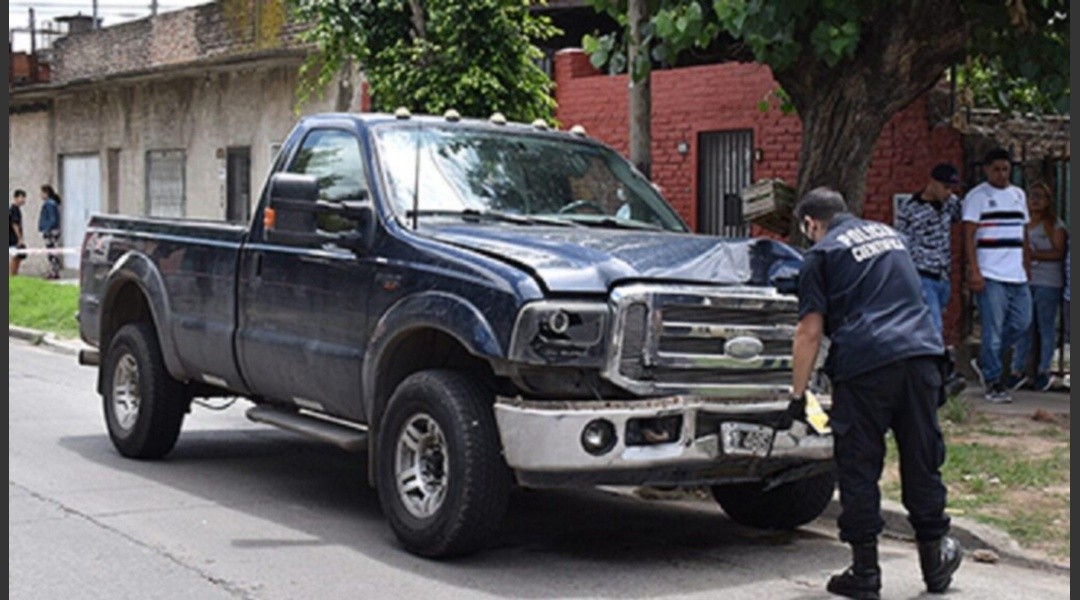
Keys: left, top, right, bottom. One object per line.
{"left": 376, "top": 370, "right": 510, "bottom": 558}
{"left": 102, "top": 323, "right": 188, "bottom": 459}
{"left": 712, "top": 469, "right": 835, "bottom": 530}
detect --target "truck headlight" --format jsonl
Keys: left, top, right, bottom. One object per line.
{"left": 508, "top": 301, "right": 609, "bottom": 367}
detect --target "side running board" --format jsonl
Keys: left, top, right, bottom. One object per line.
{"left": 246, "top": 405, "right": 368, "bottom": 452}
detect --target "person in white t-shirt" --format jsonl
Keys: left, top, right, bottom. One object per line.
{"left": 962, "top": 148, "right": 1033, "bottom": 403}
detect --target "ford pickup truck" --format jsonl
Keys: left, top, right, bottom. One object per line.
{"left": 78, "top": 111, "right": 834, "bottom": 558}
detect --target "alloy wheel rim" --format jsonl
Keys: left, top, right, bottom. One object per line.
{"left": 394, "top": 413, "right": 449, "bottom": 519}
{"left": 112, "top": 353, "right": 141, "bottom": 432}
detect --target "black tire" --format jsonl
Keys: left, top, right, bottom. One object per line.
{"left": 102, "top": 322, "right": 188, "bottom": 459}
{"left": 712, "top": 469, "right": 835, "bottom": 530}
{"left": 376, "top": 369, "right": 510, "bottom": 558}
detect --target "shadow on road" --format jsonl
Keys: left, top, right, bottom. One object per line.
{"left": 59, "top": 426, "right": 844, "bottom": 599}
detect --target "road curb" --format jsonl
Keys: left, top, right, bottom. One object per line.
{"left": 619, "top": 484, "right": 1067, "bottom": 573}
{"left": 821, "top": 497, "right": 1070, "bottom": 574}
{"left": 9, "top": 325, "right": 88, "bottom": 357}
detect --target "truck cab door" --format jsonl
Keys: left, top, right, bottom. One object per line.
{"left": 236, "top": 128, "right": 374, "bottom": 422}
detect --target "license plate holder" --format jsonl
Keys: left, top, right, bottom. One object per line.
{"left": 720, "top": 421, "right": 775, "bottom": 457}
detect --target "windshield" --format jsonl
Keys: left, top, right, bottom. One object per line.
{"left": 373, "top": 125, "right": 688, "bottom": 232}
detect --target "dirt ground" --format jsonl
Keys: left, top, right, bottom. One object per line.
{"left": 881, "top": 406, "right": 1071, "bottom": 561}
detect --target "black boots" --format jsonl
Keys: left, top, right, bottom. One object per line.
{"left": 919, "top": 536, "right": 963, "bottom": 593}
{"left": 827, "top": 541, "right": 882, "bottom": 600}
{"left": 829, "top": 536, "right": 961, "bottom": 598}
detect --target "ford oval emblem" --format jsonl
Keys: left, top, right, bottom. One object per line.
{"left": 724, "top": 336, "right": 764, "bottom": 359}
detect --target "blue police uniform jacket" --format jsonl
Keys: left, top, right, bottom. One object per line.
{"left": 797, "top": 213, "right": 943, "bottom": 382}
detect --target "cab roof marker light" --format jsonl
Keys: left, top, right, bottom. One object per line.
{"left": 444, "top": 109, "right": 461, "bottom": 122}
{"left": 570, "top": 124, "right": 588, "bottom": 137}
{"left": 532, "top": 119, "right": 550, "bottom": 131}
{"left": 489, "top": 112, "right": 507, "bottom": 125}
{"left": 394, "top": 106, "right": 411, "bottom": 119}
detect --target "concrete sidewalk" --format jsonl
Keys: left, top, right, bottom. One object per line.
{"left": 963, "top": 384, "right": 1071, "bottom": 419}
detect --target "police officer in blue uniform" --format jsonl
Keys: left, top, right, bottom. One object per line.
{"left": 790, "top": 188, "right": 962, "bottom": 600}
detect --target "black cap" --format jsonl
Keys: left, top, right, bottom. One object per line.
{"left": 931, "top": 163, "right": 960, "bottom": 186}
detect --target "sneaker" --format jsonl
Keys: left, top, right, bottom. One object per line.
{"left": 984, "top": 382, "right": 1013, "bottom": 404}
{"left": 969, "top": 358, "right": 986, "bottom": 389}
{"left": 1032, "top": 373, "right": 1054, "bottom": 391}
{"left": 1003, "top": 373, "right": 1028, "bottom": 391}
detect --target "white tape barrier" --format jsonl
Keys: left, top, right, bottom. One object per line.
{"left": 8, "top": 246, "right": 81, "bottom": 256}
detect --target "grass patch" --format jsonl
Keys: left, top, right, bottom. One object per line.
{"left": 8, "top": 276, "right": 80, "bottom": 338}
{"left": 881, "top": 415, "right": 1070, "bottom": 559}
{"left": 944, "top": 443, "right": 1068, "bottom": 492}
{"left": 940, "top": 394, "right": 975, "bottom": 424}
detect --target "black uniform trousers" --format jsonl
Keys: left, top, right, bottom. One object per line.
{"left": 831, "top": 355, "right": 951, "bottom": 544}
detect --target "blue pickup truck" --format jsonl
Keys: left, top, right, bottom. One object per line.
{"left": 78, "top": 111, "right": 834, "bottom": 557}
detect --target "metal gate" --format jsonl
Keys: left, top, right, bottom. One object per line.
{"left": 697, "top": 130, "right": 752, "bottom": 237}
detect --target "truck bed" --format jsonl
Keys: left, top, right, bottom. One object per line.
{"left": 79, "top": 214, "right": 250, "bottom": 392}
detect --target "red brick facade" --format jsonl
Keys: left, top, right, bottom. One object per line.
{"left": 553, "top": 49, "right": 965, "bottom": 344}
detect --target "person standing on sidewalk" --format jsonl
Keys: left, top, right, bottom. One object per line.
{"left": 9, "top": 189, "right": 28, "bottom": 276}
{"left": 791, "top": 188, "right": 961, "bottom": 600}
{"left": 895, "top": 163, "right": 966, "bottom": 396}
{"left": 963, "top": 148, "right": 1032, "bottom": 403}
{"left": 1005, "top": 181, "right": 1066, "bottom": 391}
{"left": 37, "top": 184, "right": 62, "bottom": 280}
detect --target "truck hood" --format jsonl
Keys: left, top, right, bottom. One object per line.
{"left": 425, "top": 224, "right": 803, "bottom": 294}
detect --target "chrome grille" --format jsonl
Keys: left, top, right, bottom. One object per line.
{"left": 605, "top": 284, "right": 797, "bottom": 397}
{"left": 619, "top": 303, "right": 649, "bottom": 380}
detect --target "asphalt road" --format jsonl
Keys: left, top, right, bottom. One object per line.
{"left": 8, "top": 339, "right": 1070, "bottom": 600}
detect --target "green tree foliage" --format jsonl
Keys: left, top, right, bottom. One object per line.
{"left": 293, "top": 0, "right": 559, "bottom": 122}
{"left": 957, "top": 0, "right": 1069, "bottom": 116}
{"left": 584, "top": 0, "right": 1068, "bottom": 114}
{"left": 581, "top": 0, "right": 1069, "bottom": 217}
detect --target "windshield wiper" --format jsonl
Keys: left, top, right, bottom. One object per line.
{"left": 560, "top": 216, "right": 664, "bottom": 231}
{"left": 407, "top": 209, "right": 581, "bottom": 227}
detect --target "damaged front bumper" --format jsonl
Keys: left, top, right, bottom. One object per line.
{"left": 494, "top": 394, "right": 833, "bottom": 487}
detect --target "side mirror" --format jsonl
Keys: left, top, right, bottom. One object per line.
{"left": 270, "top": 172, "right": 320, "bottom": 205}
{"left": 266, "top": 173, "right": 320, "bottom": 238}
{"left": 265, "top": 173, "right": 375, "bottom": 253}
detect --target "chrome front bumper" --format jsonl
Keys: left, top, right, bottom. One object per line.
{"left": 493, "top": 395, "right": 833, "bottom": 473}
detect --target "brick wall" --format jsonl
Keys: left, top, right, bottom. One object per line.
{"left": 52, "top": 0, "right": 306, "bottom": 84}
{"left": 553, "top": 49, "right": 966, "bottom": 344}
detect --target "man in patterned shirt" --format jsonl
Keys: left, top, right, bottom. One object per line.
{"left": 896, "top": 163, "right": 966, "bottom": 395}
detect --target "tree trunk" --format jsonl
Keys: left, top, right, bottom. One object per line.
{"left": 781, "top": 74, "right": 889, "bottom": 217}
{"left": 773, "top": 1, "right": 968, "bottom": 231}
{"left": 628, "top": 0, "right": 651, "bottom": 178}
{"left": 408, "top": 0, "right": 431, "bottom": 68}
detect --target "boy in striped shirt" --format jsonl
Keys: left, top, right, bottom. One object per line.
{"left": 962, "top": 148, "right": 1032, "bottom": 403}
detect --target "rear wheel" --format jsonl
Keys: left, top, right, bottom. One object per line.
{"left": 712, "top": 469, "right": 835, "bottom": 530}
{"left": 376, "top": 369, "right": 510, "bottom": 558}
{"left": 102, "top": 323, "right": 188, "bottom": 459}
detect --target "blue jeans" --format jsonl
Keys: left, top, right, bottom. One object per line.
{"left": 975, "top": 279, "right": 1033, "bottom": 384}
{"left": 1012, "top": 285, "right": 1062, "bottom": 375}
{"left": 920, "top": 276, "right": 951, "bottom": 340}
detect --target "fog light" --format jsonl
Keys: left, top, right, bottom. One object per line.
{"left": 581, "top": 419, "right": 617, "bottom": 455}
